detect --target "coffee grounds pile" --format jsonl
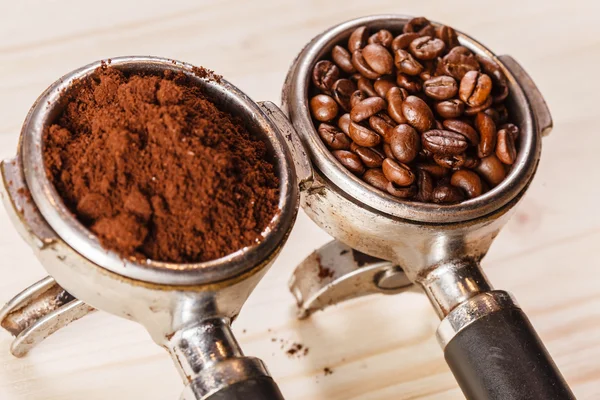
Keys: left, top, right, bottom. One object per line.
{"left": 43, "top": 66, "right": 279, "bottom": 263}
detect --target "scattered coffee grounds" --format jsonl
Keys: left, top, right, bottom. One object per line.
{"left": 323, "top": 367, "right": 334, "bottom": 376}
{"left": 43, "top": 66, "right": 279, "bottom": 263}
{"left": 316, "top": 255, "right": 334, "bottom": 280}
{"left": 309, "top": 17, "right": 520, "bottom": 204}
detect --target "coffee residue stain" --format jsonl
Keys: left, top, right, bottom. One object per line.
{"left": 316, "top": 254, "right": 334, "bottom": 280}
{"left": 323, "top": 367, "right": 334, "bottom": 376}
{"left": 352, "top": 249, "right": 382, "bottom": 267}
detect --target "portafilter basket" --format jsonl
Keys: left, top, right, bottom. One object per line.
{"left": 283, "top": 15, "right": 575, "bottom": 400}
{"left": 0, "top": 56, "right": 312, "bottom": 400}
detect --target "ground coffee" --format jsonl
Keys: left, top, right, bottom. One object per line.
{"left": 43, "top": 66, "right": 279, "bottom": 263}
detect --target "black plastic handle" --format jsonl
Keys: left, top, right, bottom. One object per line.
{"left": 204, "top": 377, "right": 285, "bottom": 400}
{"left": 445, "top": 306, "right": 576, "bottom": 400}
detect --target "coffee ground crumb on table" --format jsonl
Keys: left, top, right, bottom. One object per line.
{"left": 43, "top": 66, "right": 279, "bottom": 263}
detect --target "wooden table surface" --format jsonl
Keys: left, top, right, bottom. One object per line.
{"left": 1, "top": 1, "right": 599, "bottom": 399}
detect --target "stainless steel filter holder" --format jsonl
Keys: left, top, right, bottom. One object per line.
{"left": 283, "top": 15, "right": 575, "bottom": 400}
{"left": 0, "top": 56, "right": 313, "bottom": 400}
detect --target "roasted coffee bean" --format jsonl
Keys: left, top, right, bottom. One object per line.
{"left": 443, "top": 119, "right": 479, "bottom": 145}
{"left": 352, "top": 50, "right": 381, "bottom": 79}
{"left": 348, "top": 26, "right": 369, "bottom": 53}
{"left": 382, "top": 158, "right": 415, "bottom": 186}
{"left": 392, "top": 32, "right": 421, "bottom": 51}
{"left": 310, "top": 94, "right": 338, "bottom": 122}
{"left": 357, "top": 76, "right": 378, "bottom": 97}
{"left": 494, "top": 104, "right": 509, "bottom": 124}
{"left": 396, "top": 73, "right": 422, "bottom": 93}
{"left": 441, "top": 49, "right": 480, "bottom": 80}
{"left": 390, "top": 124, "right": 421, "bottom": 163}
{"left": 416, "top": 162, "right": 450, "bottom": 178}
{"left": 394, "top": 49, "right": 423, "bottom": 76}
{"left": 434, "top": 153, "right": 466, "bottom": 169}
{"left": 333, "top": 150, "right": 365, "bottom": 175}
{"left": 352, "top": 145, "right": 385, "bottom": 167}
{"left": 422, "top": 129, "right": 468, "bottom": 156}
{"left": 436, "top": 99, "right": 465, "bottom": 119}
{"left": 362, "top": 43, "right": 394, "bottom": 75}
{"left": 459, "top": 71, "right": 492, "bottom": 107}
{"left": 402, "top": 96, "right": 434, "bottom": 132}
{"left": 436, "top": 25, "right": 459, "bottom": 49}
{"left": 464, "top": 96, "right": 493, "bottom": 116}
{"left": 483, "top": 107, "right": 500, "bottom": 125}
{"left": 414, "top": 170, "right": 434, "bottom": 202}
{"left": 369, "top": 114, "right": 395, "bottom": 142}
{"left": 409, "top": 36, "right": 446, "bottom": 60}
{"left": 373, "top": 77, "right": 397, "bottom": 97}
{"left": 383, "top": 143, "right": 395, "bottom": 159}
{"left": 386, "top": 87, "right": 408, "bottom": 124}
{"left": 318, "top": 123, "right": 352, "bottom": 150}
{"left": 368, "top": 29, "right": 394, "bottom": 48}
{"left": 475, "top": 112, "right": 497, "bottom": 158}
{"left": 403, "top": 17, "right": 434, "bottom": 36}
{"left": 423, "top": 75, "right": 458, "bottom": 100}
{"left": 500, "top": 123, "right": 520, "bottom": 141}
{"left": 387, "top": 181, "right": 417, "bottom": 198}
{"left": 419, "top": 60, "right": 437, "bottom": 81}
{"left": 331, "top": 79, "right": 357, "bottom": 112}
{"left": 450, "top": 169, "right": 482, "bottom": 198}
{"left": 351, "top": 97, "right": 387, "bottom": 122}
{"left": 338, "top": 113, "right": 351, "bottom": 134}
{"left": 476, "top": 154, "right": 506, "bottom": 186}
{"left": 312, "top": 60, "right": 340, "bottom": 92}
{"left": 363, "top": 168, "right": 390, "bottom": 191}
{"left": 496, "top": 128, "right": 517, "bottom": 165}
{"left": 432, "top": 182, "right": 465, "bottom": 203}
{"left": 462, "top": 153, "right": 480, "bottom": 169}
{"left": 332, "top": 45, "right": 356, "bottom": 74}
{"left": 476, "top": 55, "right": 509, "bottom": 104}
{"left": 348, "top": 121, "right": 381, "bottom": 147}
{"left": 350, "top": 90, "right": 367, "bottom": 108}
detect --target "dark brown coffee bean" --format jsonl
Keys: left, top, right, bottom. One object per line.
{"left": 441, "top": 49, "right": 480, "bottom": 80}
{"left": 416, "top": 162, "right": 450, "bottom": 178}
{"left": 368, "top": 29, "right": 394, "bottom": 48}
{"left": 443, "top": 119, "right": 479, "bottom": 145}
{"left": 350, "top": 90, "right": 367, "bottom": 108}
{"left": 476, "top": 55, "right": 509, "bottom": 104}
{"left": 392, "top": 32, "right": 421, "bottom": 51}
{"left": 402, "top": 96, "right": 434, "bottom": 132}
{"left": 331, "top": 79, "right": 357, "bottom": 112}
{"left": 386, "top": 87, "right": 408, "bottom": 124}
{"left": 352, "top": 145, "right": 385, "bottom": 168}
{"left": 462, "top": 153, "right": 480, "bottom": 169}
{"left": 333, "top": 150, "right": 365, "bottom": 175}
{"left": 409, "top": 36, "right": 446, "bottom": 60}
{"left": 357, "top": 76, "right": 378, "bottom": 97}
{"left": 387, "top": 182, "right": 417, "bottom": 198}
{"left": 434, "top": 153, "right": 466, "bottom": 169}
{"left": 475, "top": 112, "right": 497, "bottom": 158}
{"left": 312, "top": 60, "right": 340, "bottom": 92}
{"left": 332, "top": 45, "right": 356, "bottom": 74}
{"left": 423, "top": 76, "right": 458, "bottom": 100}
{"left": 390, "top": 124, "right": 420, "bottom": 163}
{"left": 500, "top": 123, "right": 520, "bottom": 141}
{"left": 436, "top": 99, "right": 465, "bottom": 119}
{"left": 373, "top": 77, "right": 396, "bottom": 97}
{"left": 459, "top": 71, "right": 492, "bottom": 107}
{"left": 352, "top": 50, "right": 380, "bottom": 80}
{"left": 382, "top": 158, "right": 415, "bottom": 186}
{"left": 394, "top": 49, "right": 423, "bottom": 76}
{"left": 318, "top": 123, "right": 351, "bottom": 150}
{"left": 476, "top": 154, "right": 506, "bottom": 186}
{"left": 403, "top": 17, "right": 433, "bottom": 35}
{"left": 369, "top": 114, "right": 395, "bottom": 143}
{"left": 494, "top": 104, "right": 509, "bottom": 125}
{"left": 414, "top": 170, "right": 434, "bottom": 202}
{"left": 483, "top": 107, "right": 500, "bottom": 125}
{"left": 363, "top": 168, "right": 390, "bottom": 191}
{"left": 348, "top": 121, "right": 381, "bottom": 147}
{"left": 464, "top": 96, "right": 493, "bottom": 117}
{"left": 348, "top": 26, "right": 368, "bottom": 53}
{"left": 432, "top": 182, "right": 465, "bottom": 204}
{"left": 310, "top": 94, "right": 339, "bottom": 122}
{"left": 396, "top": 73, "right": 422, "bottom": 93}
{"left": 496, "top": 128, "right": 517, "bottom": 165}
{"left": 351, "top": 97, "right": 386, "bottom": 122}
{"left": 338, "top": 113, "right": 351, "bottom": 134}
{"left": 383, "top": 143, "right": 395, "bottom": 159}
{"left": 419, "top": 60, "right": 437, "bottom": 81}
{"left": 450, "top": 169, "right": 482, "bottom": 198}
{"left": 362, "top": 43, "right": 394, "bottom": 75}
{"left": 436, "top": 25, "right": 459, "bottom": 49}
{"left": 422, "top": 129, "right": 468, "bottom": 156}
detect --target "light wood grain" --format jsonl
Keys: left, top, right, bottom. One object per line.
{"left": 1, "top": 0, "right": 599, "bottom": 399}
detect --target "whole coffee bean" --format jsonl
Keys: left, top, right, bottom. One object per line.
{"left": 357, "top": 76, "right": 378, "bottom": 97}
{"left": 484, "top": 107, "right": 500, "bottom": 125}
{"left": 404, "top": 17, "right": 434, "bottom": 36}
{"left": 386, "top": 87, "right": 409, "bottom": 124}
{"left": 348, "top": 120, "right": 381, "bottom": 147}
{"left": 459, "top": 71, "right": 493, "bottom": 107}
{"left": 333, "top": 150, "right": 365, "bottom": 175}
{"left": 318, "top": 123, "right": 352, "bottom": 150}
{"left": 476, "top": 154, "right": 506, "bottom": 186}
{"left": 443, "top": 119, "right": 479, "bottom": 145}
{"left": 416, "top": 162, "right": 450, "bottom": 178}
{"left": 310, "top": 94, "right": 339, "bottom": 122}
{"left": 362, "top": 43, "right": 394, "bottom": 75}
{"left": 351, "top": 97, "right": 386, "bottom": 122}
{"left": 423, "top": 75, "right": 458, "bottom": 100}
{"left": 496, "top": 128, "right": 517, "bottom": 165}
{"left": 432, "top": 182, "right": 465, "bottom": 203}
{"left": 436, "top": 99, "right": 465, "bottom": 119}
{"left": 475, "top": 111, "right": 497, "bottom": 158}
{"left": 476, "top": 55, "right": 509, "bottom": 104}
{"left": 390, "top": 124, "right": 421, "bottom": 163}
{"left": 394, "top": 49, "right": 423, "bottom": 76}
{"left": 462, "top": 153, "right": 480, "bottom": 169}
{"left": 434, "top": 153, "right": 466, "bottom": 169}
{"left": 441, "top": 49, "right": 480, "bottom": 80}
{"left": 369, "top": 114, "right": 395, "bottom": 142}
{"left": 437, "top": 25, "right": 459, "bottom": 49}
{"left": 382, "top": 158, "right": 415, "bottom": 186}
{"left": 396, "top": 73, "right": 422, "bottom": 93}
{"left": 363, "top": 168, "right": 390, "bottom": 191}
{"left": 338, "top": 113, "right": 351, "bottom": 134}
{"left": 422, "top": 129, "right": 468, "bottom": 156}
{"left": 402, "top": 96, "right": 434, "bottom": 132}
{"left": 409, "top": 36, "right": 446, "bottom": 60}
{"left": 332, "top": 45, "right": 356, "bottom": 74}
{"left": 350, "top": 90, "right": 367, "bottom": 108}
{"left": 414, "top": 170, "right": 434, "bottom": 202}
{"left": 312, "top": 60, "right": 340, "bottom": 92}
{"left": 419, "top": 60, "right": 437, "bottom": 81}
{"left": 451, "top": 170, "right": 482, "bottom": 198}
{"left": 368, "top": 29, "right": 394, "bottom": 48}
{"left": 383, "top": 143, "right": 395, "bottom": 159}
{"left": 464, "top": 95, "right": 492, "bottom": 116}
{"left": 373, "top": 77, "right": 397, "bottom": 97}
{"left": 348, "top": 26, "right": 368, "bottom": 53}
{"left": 387, "top": 181, "right": 417, "bottom": 198}
{"left": 392, "top": 32, "right": 421, "bottom": 51}
{"left": 352, "top": 145, "right": 385, "bottom": 167}
{"left": 352, "top": 50, "right": 381, "bottom": 79}
{"left": 331, "top": 79, "right": 357, "bottom": 112}
{"left": 500, "top": 123, "right": 520, "bottom": 141}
